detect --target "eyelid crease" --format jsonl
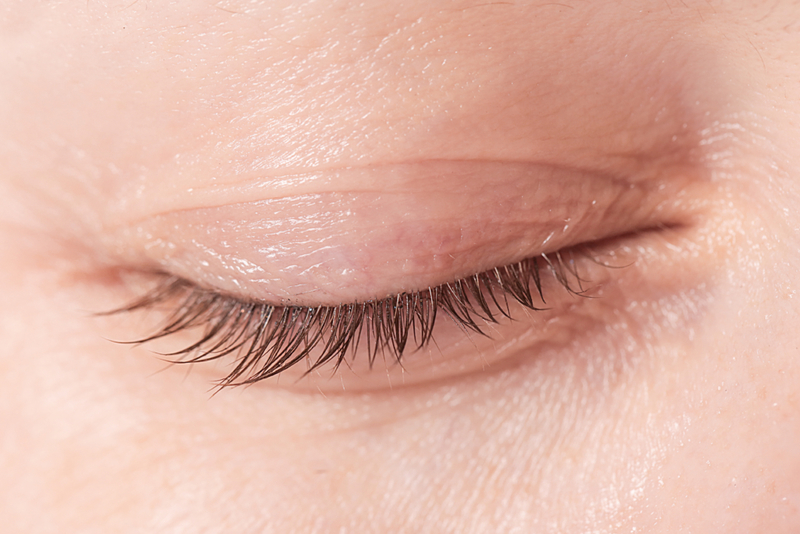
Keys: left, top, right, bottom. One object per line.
{"left": 116, "top": 160, "right": 643, "bottom": 225}
{"left": 105, "top": 250, "right": 595, "bottom": 388}
{"left": 110, "top": 158, "right": 696, "bottom": 307}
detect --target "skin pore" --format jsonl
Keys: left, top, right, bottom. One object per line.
{"left": 2, "top": 0, "right": 800, "bottom": 532}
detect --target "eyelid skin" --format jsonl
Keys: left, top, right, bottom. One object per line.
{"left": 108, "top": 160, "right": 707, "bottom": 306}
{"left": 105, "top": 158, "right": 715, "bottom": 390}
{"left": 108, "top": 208, "right": 715, "bottom": 392}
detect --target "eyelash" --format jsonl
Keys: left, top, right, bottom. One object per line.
{"left": 111, "top": 251, "right": 591, "bottom": 387}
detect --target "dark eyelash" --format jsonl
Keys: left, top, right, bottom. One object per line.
{"left": 110, "top": 252, "right": 588, "bottom": 387}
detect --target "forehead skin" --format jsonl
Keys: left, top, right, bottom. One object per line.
{"left": 2, "top": 1, "right": 800, "bottom": 533}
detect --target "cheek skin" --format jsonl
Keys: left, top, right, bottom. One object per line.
{"left": 628, "top": 223, "right": 800, "bottom": 531}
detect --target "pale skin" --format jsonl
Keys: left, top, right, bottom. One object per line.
{"left": 2, "top": 0, "right": 800, "bottom": 532}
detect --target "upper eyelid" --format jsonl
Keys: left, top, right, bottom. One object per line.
{"left": 110, "top": 161, "right": 634, "bottom": 225}
{"left": 110, "top": 164, "right": 682, "bottom": 308}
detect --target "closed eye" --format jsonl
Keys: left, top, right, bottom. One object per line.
{"left": 101, "top": 160, "right": 708, "bottom": 391}
{"left": 107, "top": 248, "right": 603, "bottom": 389}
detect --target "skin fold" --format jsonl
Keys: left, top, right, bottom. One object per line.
{"left": 1, "top": 0, "right": 800, "bottom": 532}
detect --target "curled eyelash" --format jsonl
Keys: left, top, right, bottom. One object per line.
{"left": 110, "top": 252, "right": 589, "bottom": 387}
